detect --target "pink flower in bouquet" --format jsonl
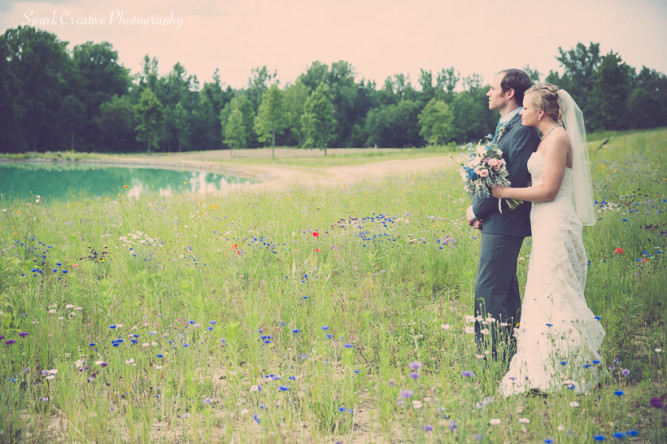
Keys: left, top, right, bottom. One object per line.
{"left": 488, "top": 158, "right": 503, "bottom": 171}
{"left": 478, "top": 169, "right": 489, "bottom": 178}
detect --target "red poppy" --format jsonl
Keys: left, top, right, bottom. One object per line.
{"left": 312, "top": 232, "right": 319, "bottom": 237}
{"left": 232, "top": 244, "right": 237, "bottom": 250}
{"left": 315, "top": 248, "right": 320, "bottom": 253}
{"left": 614, "top": 247, "right": 624, "bottom": 254}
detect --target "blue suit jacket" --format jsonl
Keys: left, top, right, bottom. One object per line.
{"left": 472, "top": 112, "right": 540, "bottom": 237}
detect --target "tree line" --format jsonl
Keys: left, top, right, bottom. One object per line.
{"left": 1, "top": 26, "right": 665, "bottom": 154}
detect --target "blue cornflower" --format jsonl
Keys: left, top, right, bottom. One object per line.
{"left": 109, "top": 325, "right": 116, "bottom": 329}
{"left": 409, "top": 372, "right": 420, "bottom": 379}
{"left": 613, "top": 432, "right": 626, "bottom": 439}
{"left": 157, "top": 354, "right": 164, "bottom": 358}
{"left": 321, "top": 326, "right": 329, "bottom": 330}
{"left": 593, "top": 434, "right": 606, "bottom": 441}
{"left": 462, "top": 370, "right": 474, "bottom": 377}
{"left": 561, "top": 361, "right": 568, "bottom": 366}
{"left": 278, "top": 385, "right": 289, "bottom": 391}
{"left": 344, "top": 343, "right": 353, "bottom": 348}
{"left": 292, "top": 329, "right": 301, "bottom": 334}
{"left": 338, "top": 407, "right": 346, "bottom": 412}
{"left": 253, "top": 414, "right": 260, "bottom": 424}
{"left": 544, "top": 439, "right": 554, "bottom": 444}
{"left": 614, "top": 390, "right": 624, "bottom": 396}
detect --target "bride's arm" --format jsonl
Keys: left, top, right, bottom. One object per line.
{"left": 492, "top": 137, "right": 569, "bottom": 203}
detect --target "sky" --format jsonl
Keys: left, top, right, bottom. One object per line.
{"left": 1, "top": 0, "right": 666, "bottom": 89}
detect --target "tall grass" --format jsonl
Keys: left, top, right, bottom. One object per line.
{"left": 0, "top": 129, "right": 665, "bottom": 443}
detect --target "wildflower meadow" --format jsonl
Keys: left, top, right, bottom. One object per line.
{"left": 1, "top": 129, "right": 666, "bottom": 443}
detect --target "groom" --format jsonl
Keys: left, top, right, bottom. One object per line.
{"left": 466, "top": 69, "right": 540, "bottom": 358}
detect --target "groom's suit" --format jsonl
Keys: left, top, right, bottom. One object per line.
{"left": 472, "top": 111, "right": 539, "bottom": 355}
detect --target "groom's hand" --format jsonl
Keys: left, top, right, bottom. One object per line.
{"left": 466, "top": 206, "right": 483, "bottom": 230}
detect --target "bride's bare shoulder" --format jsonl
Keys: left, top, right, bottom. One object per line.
{"left": 542, "top": 129, "right": 571, "bottom": 159}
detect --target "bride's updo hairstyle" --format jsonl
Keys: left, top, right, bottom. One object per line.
{"left": 525, "top": 83, "right": 561, "bottom": 122}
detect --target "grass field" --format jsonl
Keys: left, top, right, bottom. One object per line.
{"left": 1, "top": 129, "right": 665, "bottom": 443}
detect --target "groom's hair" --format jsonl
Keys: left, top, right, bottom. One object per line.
{"left": 498, "top": 69, "right": 532, "bottom": 106}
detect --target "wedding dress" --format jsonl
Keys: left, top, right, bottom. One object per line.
{"left": 499, "top": 152, "right": 605, "bottom": 396}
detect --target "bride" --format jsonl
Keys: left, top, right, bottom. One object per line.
{"left": 491, "top": 84, "right": 605, "bottom": 396}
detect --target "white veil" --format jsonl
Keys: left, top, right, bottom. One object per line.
{"left": 558, "top": 89, "right": 596, "bottom": 226}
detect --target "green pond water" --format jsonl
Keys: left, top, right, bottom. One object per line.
{"left": 0, "top": 162, "right": 254, "bottom": 202}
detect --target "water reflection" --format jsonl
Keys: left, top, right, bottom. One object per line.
{"left": 0, "top": 163, "right": 254, "bottom": 201}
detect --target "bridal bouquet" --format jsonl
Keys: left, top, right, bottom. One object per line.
{"left": 459, "top": 140, "right": 522, "bottom": 210}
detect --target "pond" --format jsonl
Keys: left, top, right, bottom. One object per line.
{"left": 0, "top": 162, "right": 254, "bottom": 202}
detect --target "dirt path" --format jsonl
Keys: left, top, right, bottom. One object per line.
{"left": 83, "top": 149, "right": 457, "bottom": 194}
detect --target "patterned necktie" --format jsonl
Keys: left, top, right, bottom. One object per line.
{"left": 491, "top": 121, "right": 502, "bottom": 144}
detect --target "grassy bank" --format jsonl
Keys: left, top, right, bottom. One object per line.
{"left": 0, "top": 129, "right": 665, "bottom": 442}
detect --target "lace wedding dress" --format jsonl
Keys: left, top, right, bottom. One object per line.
{"left": 499, "top": 152, "right": 605, "bottom": 396}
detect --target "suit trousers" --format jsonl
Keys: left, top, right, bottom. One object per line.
{"left": 474, "top": 232, "right": 525, "bottom": 357}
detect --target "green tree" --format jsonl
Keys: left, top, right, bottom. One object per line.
{"left": 219, "top": 94, "right": 255, "bottom": 149}
{"left": 435, "top": 67, "right": 459, "bottom": 102}
{"left": 550, "top": 42, "right": 601, "bottom": 109}
{"left": 137, "top": 55, "right": 159, "bottom": 93}
{"left": 326, "top": 60, "right": 358, "bottom": 147}
{"left": 247, "top": 65, "right": 277, "bottom": 113}
{"left": 0, "top": 26, "right": 72, "bottom": 151}
{"left": 96, "top": 95, "right": 135, "bottom": 150}
{"left": 301, "top": 83, "right": 336, "bottom": 155}
{"left": 171, "top": 102, "right": 190, "bottom": 151}
{"left": 193, "top": 69, "right": 233, "bottom": 150}
{"left": 365, "top": 100, "right": 422, "bottom": 148}
{"left": 624, "top": 67, "right": 667, "bottom": 129}
{"left": 448, "top": 91, "right": 485, "bottom": 142}
{"left": 159, "top": 63, "right": 199, "bottom": 150}
{"left": 418, "top": 98, "right": 454, "bottom": 145}
{"left": 523, "top": 65, "right": 542, "bottom": 83}
{"left": 134, "top": 88, "right": 164, "bottom": 153}
{"left": 418, "top": 69, "right": 436, "bottom": 104}
{"left": 255, "top": 84, "right": 287, "bottom": 158}
{"left": 283, "top": 80, "right": 310, "bottom": 146}
{"left": 224, "top": 108, "right": 247, "bottom": 156}
{"left": 586, "top": 51, "right": 633, "bottom": 131}
{"left": 72, "top": 42, "right": 130, "bottom": 112}
{"left": 60, "top": 95, "right": 86, "bottom": 150}
{"left": 298, "top": 61, "right": 329, "bottom": 91}
{"left": 349, "top": 79, "right": 378, "bottom": 147}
